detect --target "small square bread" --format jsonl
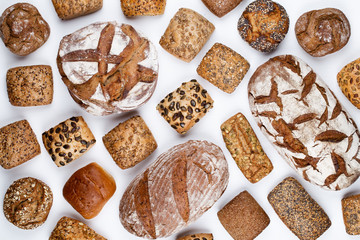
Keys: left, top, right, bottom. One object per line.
{"left": 0, "top": 120, "right": 40, "bottom": 169}
{"left": 102, "top": 115, "right": 157, "bottom": 169}
{"left": 159, "top": 8, "right": 215, "bottom": 62}
{"left": 221, "top": 112, "right": 273, "bottom": 183}
{"left": 121, "top": 0, "right": 165, "bottom": 17}
{"left": 7, "top": 65, "right": 53, "bottom": 106}
{"left": 268, "top": 177, "right": 331, "bottom": 240}
{"left": 202, "top": 0, "right": 244, "bottom": 17}
{"left": 51, "top": 0, "right": 103, "bottom": 20}
{"left": 63, "top": 162, "right": 116, "bottom": 219}
{"left": 197, "top": 43, "right": 250, "bottom": 93}
{"left": 218, "top": 191, "right": 270, "bottom": 240}
{"left": 42, "top": 116, "right": 96, "bottom": 167}
{"left": 50, "top": 216, "right": 106, "bottom": 239}
{"left": 156, "top": 79, "right": 214, "bottom": 134}
{"left": 177, "top": 233, "right": 213, "bottom": 240}
{"left": 342, "top": 194, "right": 360, "bottom": 235}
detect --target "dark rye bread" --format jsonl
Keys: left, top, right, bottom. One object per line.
{"left": 119, "top": 140, "right": 229, "bottom": 239}
{"left": 248, "top": 55, "right": 360, "bottom": 190}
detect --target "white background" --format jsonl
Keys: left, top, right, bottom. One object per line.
{"left": 1, "top": 0, "right": 360, "bottom": 239}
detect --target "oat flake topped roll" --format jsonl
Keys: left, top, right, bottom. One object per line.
{"left": 57, "top": 21, "right": 158, "bottom": 116}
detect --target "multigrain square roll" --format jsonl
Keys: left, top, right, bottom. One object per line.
{"left": 177, "top": 233, "right": 213, "bottom": 240}
{"left": 51, "top": 0, "right": 103, "bottom": 20}
{"left": 50, "top": 216, "right": 106, "bottom": 239}
{"left": 202, "top": 0, "right": 244, "bottom": 17}
{"left": 342, "top": 194, "right": 360, "bottom": 235}
{"left": 159, "top": 8, "right": 215, "bottom": 62}
{"left": 221, "top": 112, "right": 273, "bottom": 183}
{"left": 42, "top": 116, "right": 96, "bottom": 167}
{"left": 102, "top": 115, "right": 157, "bottom": 169}
{"left": 217, "top": 191, "right": 269, "bottom": 240}
{"left": 156, "top": 80, "right": 214, "bottom": 134}
{"left": 197, "top": 43, "right": 250, "bottom": 93}
{"left": 268, "top": 177, "right": 331, "bottom": 240}
{"left": 0, "top": 120, "right": 40, "bottom": 169}
{"left": 63, "top": 162, "right": 116, "bottom": 219}
{"left": 7, "top": 65, "right": 53, "bottom": 107}
{"left": 121, "top": 0, "right": 166, "bottom": 16}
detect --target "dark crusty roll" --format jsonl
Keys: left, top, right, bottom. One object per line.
{"left": 248, "top": 55, "right": 360, "bottom": 190}
{"left": 63, "top": 162, "right": 116, "bottom": 219}
{"left": 119, "top": 140, "right": 229, "bottom": 239}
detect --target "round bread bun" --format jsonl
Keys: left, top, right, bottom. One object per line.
{"left": 57, "top": 21, "right": 158, "bottom": 116}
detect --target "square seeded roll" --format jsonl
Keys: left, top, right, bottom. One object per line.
{"left": 51, "top": 0, "right": 103, "bottom": 20}
{"left": 102, "top": 115, "right": 157, "bottom": 169}
{"left": 50, "top": 216, "right": 106, "bottom": 239}
{"left": 218, "top": 191, "right": 269, "bottom": 240}
{"left": 0, "top": 120, "right": 40, "bottom": 169}
{"left": 221, "top": 112, "right": 273, "bottom": 183}
{"left": 121, "top": 0, "right": 166, "bottom": 17}
{"left": 7, "top": 65, "right": 53, "bottom": 106}
{"left": 268, "top": 177, "right": 331, "bottom": 240}
{"left": 159, "top": 8, "right": 215, "bottom": 62}
{"left": 202, "top": 0, "right": 243, "bottom": 17}
{"left": 177, "top": 233, "right": 213, "bottom": 240}
{"left": 42, "top": 116, "right": 96, "bottom": 167}
{"left": 156, "top": 79, "right": 214, "bottom": 134}
{"left": 342, "top": 194, "right": 360, "bottom": 235}
{"left": 197, "top": 43, "right": 250, "bottom": 93}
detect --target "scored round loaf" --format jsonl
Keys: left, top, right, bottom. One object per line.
{"left": 119, "top": 140, "right": 229, "bottom": 239}
{"left": 57, "top": 21, "right": 158, "bottom": 116}
{"left": 248, "top": 55, "right": 360, "bottom": 190}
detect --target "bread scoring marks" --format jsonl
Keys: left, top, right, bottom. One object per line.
{"left": 58, "top": 21, "right": 158, "bottom": 115}
{"left": 248, "top": 55, "right": 360, "bottom": 190}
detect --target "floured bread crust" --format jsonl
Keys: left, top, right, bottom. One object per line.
{"left": 248, "top": 55, "right": 360, "bottom": 190}
{"left": 57, "top": 21, "right": 158, "bottom": 116}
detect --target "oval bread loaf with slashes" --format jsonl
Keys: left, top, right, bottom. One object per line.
{"left": 248, "top": 55, "right": 360, "bottom": 190}
{"left": 119, "top": 140, "right": 229, "bottom": 239}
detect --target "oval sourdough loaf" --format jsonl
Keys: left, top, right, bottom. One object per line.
{"left": 119, "top": 140, "right": 229, "bottom": 239}
{"left": 248, "top": 55, "right": 360, "bottom": 190}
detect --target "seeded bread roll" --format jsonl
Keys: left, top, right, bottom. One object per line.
{"left": 337, "top": 58, "right": 360, "bottom": 109}
{"left": 63, "top": 162, "right": 116, "bottom": 219}
{"left": 50, "top": 216, "right": 106, "bottom": 239}
{"left": 103, "top": 115, "right": 157, "bottom": 169}
{"left": 0, "top": 3, "right": 50, "bottom": 56}
{"left": 221, "top": 113, "right": 273, "bottom": 183}
{"left": 159, "top": 8, "right": 215, "bottom": 62}
{"left": 0, "top": 120, "right": 40, "bottom": 169}
{"left": 197, "top": 43, "right": 250, "bottom": 93}
{"left": 51, "top": 0, "right": 103, "bottom": 20}
{"left": 342, "top": 194, "right": 360, "bottom": 235}
{"left": 202, "top": 0, "right": 243, "bottom": 17}
{"left": 156, "top": 80, "right": 214, "bottom": 134}
{"left": 121, "top": 0, "right": 166, "bottom": 17}
{"left": 177, "top": 233, "right": 213, "bottom": 240}
{"left": 218, "top": 191, "right": 270, "bottom": 240}
{"left": 268, "top": 177, "right": 331, "bottom": 240}
{"left": 42, "top": 116, "right": 96, "bottom": 167}
{"left": 3, "top": 177, "right": 53, "bottom": 230}
{"left": 7, "top": 65, "right": 53, "bottom": 107}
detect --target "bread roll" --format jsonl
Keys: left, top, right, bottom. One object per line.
{"left": 119, "top": 140, "right": 229, "bottom": 239}
{"left": 248, "top": 55, "right": 360, "bottom": 190}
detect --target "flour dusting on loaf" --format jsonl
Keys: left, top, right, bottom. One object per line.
{"left": 248, "top": 55, "right": 360, "bottom": 190}
{"left": 119, "top": 140, "right": 229, "bottom": 238}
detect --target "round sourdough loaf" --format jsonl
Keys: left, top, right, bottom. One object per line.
{"left": 57, "top": 21, "right": 158, "bottom": 116}
{"left": 119, "top": 140, "right": 229, "bottom": 239}
{"left": 248, "top": 55, "right": 360, "bottom": 190}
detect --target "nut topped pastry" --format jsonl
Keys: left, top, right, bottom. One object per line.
{"left": 121, "top": 0, "right": 166, "bottom": 17}
{"left": 3, "top": 177, "right": 53, "bottom": 230}
{"left": 0, "top": 3, "right": 50, "bottom": 56}
{"left": 238, "top": 0, "right": 289, "bottom": 52}
{"left": 42, "top": 116, "right": 96, "bottom": 167}
{"left": 0, "top": 120, "right": 40, "bottom": 169}
{"left": 103, "top": 115, "right": 157, "bottom": 169}
{"left": 156, "top": 80, "right": 214, "bottom": 134}
{"left": 160, "top": 8, "right": 215, "bottom": 62}
{"left": 52, "top": 0, "right": 103, "bottom": 20}
{"left": 57, "top": 21, "right": 158, "bottom": 116}
{"left": 295, "top": 8, "right": 350, "bottom": 57}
